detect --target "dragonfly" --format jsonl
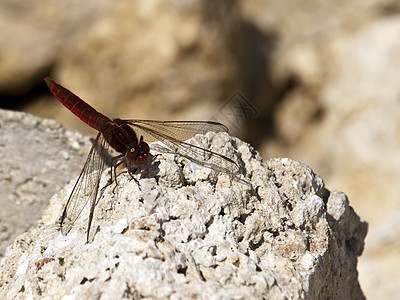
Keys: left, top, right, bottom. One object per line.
{"left": 44, "top": 77, "right": 239, "bottom": 242}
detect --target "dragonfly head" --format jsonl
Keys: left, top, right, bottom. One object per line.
{"left": 127, "top": 136, "right": 150, "bottom": 165}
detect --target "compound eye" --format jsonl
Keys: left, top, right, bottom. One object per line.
{"left": 126, "top": 141, "right": 150, "bottom": 165}
{"left": 135, "top": 142, "right": 150, "bottom": 165}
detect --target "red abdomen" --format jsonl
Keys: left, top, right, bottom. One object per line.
{"left": 44, "top": 78, "right": 111, "bottom": 131}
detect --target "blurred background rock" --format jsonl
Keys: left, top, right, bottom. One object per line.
{"left": 0, "top": 0, "right": 399, "bottom": 298}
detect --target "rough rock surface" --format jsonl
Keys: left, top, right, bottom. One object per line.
{"left": 0, "top": 122, "right": 367, "bottom": 299}
{"left": 0, "top": 109, "right": 91, "bottom": 257}
{"left": 0, "top": 1, "right": 395, "bottom": 297}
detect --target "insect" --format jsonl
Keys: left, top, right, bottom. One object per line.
{"left": 44, "top": 77, "right": 239, "bottom": 242}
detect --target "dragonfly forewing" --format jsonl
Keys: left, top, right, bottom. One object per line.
{"left": 126, "top": 120, "right": 240, "bottom": 175}
{"left": 126, "top": 120, "right": 228, "bottom": 143}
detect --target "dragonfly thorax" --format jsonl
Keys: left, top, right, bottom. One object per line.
{"left": 101, "top": 118, "right": 139, "bottom": 154}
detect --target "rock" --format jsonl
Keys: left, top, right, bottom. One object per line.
{"left": 242, "top": 6, "right": 400, "bottom": 298}
{"left": 0, "top": 117, "right": 367, "bottom": 299}
{"left": 0, "top": 0, "right": 115, "bottom": 93}
{"left": 0, "top": 109, "right": 91, "bottom": 257}
{"left": 1, "top": 0, "right": 395, "bottom": 297}
{"left": 0, "top": 0, "right": 248, "bottom": 129}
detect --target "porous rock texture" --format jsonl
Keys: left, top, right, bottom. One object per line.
{"left": 0, "top": 109, "right": 90, "bottom": 257}
{"left": 0, "top": 129, "right": 367, "bottom": 299}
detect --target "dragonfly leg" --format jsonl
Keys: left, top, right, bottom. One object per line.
{"left": 152, "top": 153, "right": 162, "bottom": 160}
{"left": 111, "top": 154, "right": 125, "bottom": 187}
{"left": 127, "top": 162, "right": 141, "bottom": 190}
{"left": 112, "top": 158, "right": 126, "bottom": 194}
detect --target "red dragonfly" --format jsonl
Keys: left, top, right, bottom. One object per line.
{"left": 44, "top": 77, "right": 239, "bottom": 242}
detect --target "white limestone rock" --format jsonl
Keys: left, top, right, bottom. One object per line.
{"left": 0, "top": 130, "right": 367, "bottom": 299}
{"left": 0, "top": 109, "right": 91, "bottom": 257}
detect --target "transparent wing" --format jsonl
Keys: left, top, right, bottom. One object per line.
{"left": 125, "top": 120, "right": 228, "bottom": 143}
{"left": 125, "top": 120, "right": 240, "bottom": 174}
{"left": 60, "top": 133, "right": 108, "bottom": 239}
